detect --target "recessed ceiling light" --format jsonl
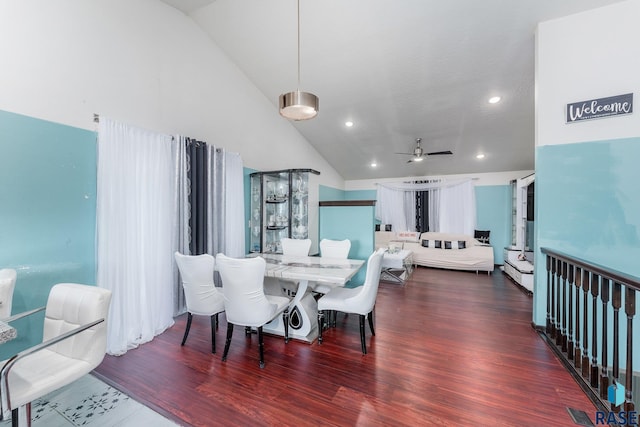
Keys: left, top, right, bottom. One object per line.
{"left": 370, "top": 162, "right": 377, "bottom": 168}
{"left": 488, "top": 96, "right": 501, "bottom": 104}
{"left": 476, "top": 153, "right": 485, "bottom": 159}
{"left": 345, "top": 121, "right": 354, "bottom": 127}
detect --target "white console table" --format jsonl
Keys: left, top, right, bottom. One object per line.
{"left": 503, "top": 249, "right": 534, "bottom": 293}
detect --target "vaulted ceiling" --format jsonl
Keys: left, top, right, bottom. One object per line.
{"left": 159, "top": 0, "right": 624, "bottom": 180}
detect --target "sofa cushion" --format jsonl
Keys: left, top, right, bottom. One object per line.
{"left": 444, "top": 240, "right": 466, "bottom": 250}
{"left": 474, "top": 229, "right": 491, "bottom": 244}
{"left": 422, "top": 239, "right": 467, "bottom": 249}
{"left": 375, "top": 224, "right": 393, "bottom": 231}
{"left": 420, "top": 232, "right": 477, "bottom": 245}
{"left": 395, "top": 231, "right": 420, "bottom": 242}
{"left": 421, "top": 239, "right": 442, "bottom": 249}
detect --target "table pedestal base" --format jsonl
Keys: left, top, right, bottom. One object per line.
{"left": 264, "top": 285, "right": 319, "bottom": 343}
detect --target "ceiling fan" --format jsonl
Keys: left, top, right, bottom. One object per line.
{"left": 395, "top": 138, "right": 453, "bottom": 163}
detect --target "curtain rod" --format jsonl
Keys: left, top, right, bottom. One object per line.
{"left": 93, "top": 114, "right": 205, "bottom": 144}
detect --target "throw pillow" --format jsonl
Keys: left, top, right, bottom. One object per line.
{"left": 396, "top": 231, "right": 420, "bottom": 242}
{"left": 443, "top": 240, "right": 466, "bottom": 250}
{"left": 421, "top": 239, "right": 436, "bottom": 249}
{"left": 474, "top": 229, "right": 491, "bottom": 244}
{"left": 375, "top": 224, "right": 381, "bottom": 231}
{"left": 385, "top": 224, "right": 392, "bottom": 231}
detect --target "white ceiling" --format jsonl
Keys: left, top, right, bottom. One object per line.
{"left": 160, "top": 0, "right": 624, "bottom": 181}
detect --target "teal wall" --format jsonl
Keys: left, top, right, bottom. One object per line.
{"left": 319, "top": 205, "right": 376, "bottom": 287}
{"left": 475, "top": 185, "right": 511, "bottom": 265}
{"left": 533, "top": 138, "right": 640, "bottom": 366}
{"left": 0, "top": 110, "right": 97, "bottom": 358}
{"left": 534, "top": 138, "right": 640, "bottom": 285}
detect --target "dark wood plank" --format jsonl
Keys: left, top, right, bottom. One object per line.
{"left": 94, "top": 267, "right": 597, "bottom": 426}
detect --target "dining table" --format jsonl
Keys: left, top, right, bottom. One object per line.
{"left": 248, "top": 253, "right": 365, "bottom": 342}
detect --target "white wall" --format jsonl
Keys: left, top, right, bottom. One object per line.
{"left": 536, "top": 0, "right": 640, "bottom": 147}
{"left": 0, "top": 0, "right": 344, "bottom": 189}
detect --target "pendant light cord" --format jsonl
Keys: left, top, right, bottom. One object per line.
{"left": 297, "top": 0, "right": 301, "bottom": 89}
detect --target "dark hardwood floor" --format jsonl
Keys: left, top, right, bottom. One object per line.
{"left": 94, "top": 267, "right": 597, "bottom": 426}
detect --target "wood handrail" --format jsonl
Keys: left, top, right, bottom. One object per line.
{"left": 541, "top": 247, "right": 640, "bottom": 291}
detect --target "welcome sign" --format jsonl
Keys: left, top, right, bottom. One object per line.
{"left": 566, "top": 93, "right": 633, "bottom": 123}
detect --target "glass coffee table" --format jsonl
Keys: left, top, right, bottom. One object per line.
{"left": 380, "top": 249, "right": 413, "bottom": 284}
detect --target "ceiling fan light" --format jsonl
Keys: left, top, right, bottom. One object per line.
{"left": 279, "top": 90, "right": 319, "bottom": 121}
{"left": 413, "top": 157, "right": 424, "bottom": 162}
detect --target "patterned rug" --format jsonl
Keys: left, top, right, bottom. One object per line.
{"left": 0, "top": 374, "right": 180, "bottom": 426}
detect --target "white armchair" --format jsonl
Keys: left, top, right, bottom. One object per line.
{"left": 317, "top": 249, "right": 385, "bottom": 354}
{"left": 0, "top": 269, "right": 17, "bottom": 319}
{"left": 174, "top": 252, "right": 225, "bottom": 353}
{"left": 0, "top": 283, "right": 112, "bottom": 426}
{"left": 216, "top": 254, "right": 290, "bottom": 368}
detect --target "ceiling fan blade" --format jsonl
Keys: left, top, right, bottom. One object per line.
{"left": 426, "top": 150, "right": 453, "bottom": 156}
{"left": 406, "top": 159, "right": 415, "bottom": 163}
{"left": 395, "top": 152, "right": 414, "bottom": 156}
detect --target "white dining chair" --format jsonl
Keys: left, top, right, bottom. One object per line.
{"left": 317, "top": 248, "right": 385, "bottom": 354}
{"left": 281, "top": 238, "right": 312, "bottom": 256}
{"left": 174, "top": 252, "right": 225, "bottom": 354}
{"left": 319, "top": 239, "right": 351, "bottom": 259}
{"left": 0, "top": 283, "right": 112, "bottom": 427}
{"left": 314, "top": 239, "right": 352, "bottom": 326}
{"left": 0, "top": 269, "right": 17, "bottom": 319}
{"left": 216, "top": 254, "right": 291, "bottom": 368}
{"left": 312, "top": 239, "right": 352, "bottom": 295}
{"left": 277, "top": 238, "right": 312, "bottom": 297}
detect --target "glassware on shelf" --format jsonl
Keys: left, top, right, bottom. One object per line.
{"left": 249, "top": 169, "right": 318, "bottom": 254}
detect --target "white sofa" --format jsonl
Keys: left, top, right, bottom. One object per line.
{"left": 375, "top": 231, "right": 494, "bottom": 273}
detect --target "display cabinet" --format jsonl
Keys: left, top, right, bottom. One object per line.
{"left": 249, "top": 169, "right": 320, "bottom": 255}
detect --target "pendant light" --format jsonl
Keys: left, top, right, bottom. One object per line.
{"left": 279, "top": 0, "right": 319, "bottom": 121}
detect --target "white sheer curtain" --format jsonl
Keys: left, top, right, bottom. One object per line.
{"left": 428, "top": 188, "right": 440, "bottom": 232}
{"left": 439, "top": 179, "right": 476, "bottom": 235}
{"left": 97, "top": 118, "right": 176, "bottom": 356}
{"left": 376, "top": 185, "right": 410, "bottom": 231}
{"left": 404, "top": 190, "right": 417, "bottom": 232}
{"left": 375, "top": 179, "right": 476, "bottom": 234}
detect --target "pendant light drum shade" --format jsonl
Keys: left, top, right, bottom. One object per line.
{"left": 278, "top": 0, "right": 318, "bottom": 121}
{"left": 279, "top": 90, "right": 319, "bottom": 121}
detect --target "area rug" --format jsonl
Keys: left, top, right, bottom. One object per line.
{"left": 0, "top": 374, "right": 180, "bottom": 426}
